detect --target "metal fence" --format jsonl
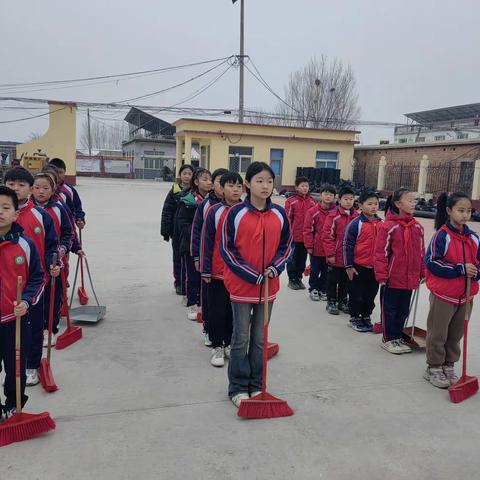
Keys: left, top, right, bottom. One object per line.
{"left": 426, "top": 162, "right": 474, "bottom": 196}
{"left": 384, "top": 163, "right": 420, "bottom": 192}
{"left": 352, "top": 162, "right": 379, "bottom": 189}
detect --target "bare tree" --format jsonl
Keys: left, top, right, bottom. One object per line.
{"left": 80, "top": 119, "right": 129, "bottom": 151}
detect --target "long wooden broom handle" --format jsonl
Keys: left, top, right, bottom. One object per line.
{"left": 47, "top": 253, "right": 58, "bottom": 363}
{"left": 79, "top": 229, "right": 85, "bottom": 288}
{"left": 15, "top": 276, "right": 23, "bottom": 414}
{"left": 462, "top": 277, "right": 472, "bottom": 378}
{"left": 262, "top": 275, "right": 269, "bottom": 395}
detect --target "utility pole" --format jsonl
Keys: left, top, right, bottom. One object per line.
{"left": 238, "top": 0, "right": 245, "bottom": 123}
{"left": 87, "top": 108, "right": 92, "bottom": 157}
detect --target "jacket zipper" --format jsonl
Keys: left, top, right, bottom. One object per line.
{"left": 260, "top": 215, "right": 266, "bottom": 304}
{"left": 462, "top": 240, "right": 467, "bottom": 307}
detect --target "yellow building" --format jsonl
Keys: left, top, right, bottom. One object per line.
{"left": 174, "top": 118, "right": 359, "bottom": 189}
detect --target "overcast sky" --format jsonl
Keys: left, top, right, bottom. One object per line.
{"left": 1, "top": 0, "right": 480, "bottom": 145}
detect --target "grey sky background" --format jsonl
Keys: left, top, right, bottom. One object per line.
{"left": 1, "top": 0, "right": 479, "bottom": 145}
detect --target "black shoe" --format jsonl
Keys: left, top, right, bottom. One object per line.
{"left": 297, "top": 280, "right": 306, "bottom": 290}
{"left": 288, "top": 280, "right": 301, "bottom": 290}
{"left": 326, "top": 301, "right": 339, "bottom": 315}
{"left": 348, "top": 317, "right": 368, "bottom": 332}
{"left": 338, "top": 301, "right": 350, "bottom": 314}
{"left": 361, "top": 316, "right": 373, "bottom": 332}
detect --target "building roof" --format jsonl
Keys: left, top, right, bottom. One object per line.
{"left": 124, "top": 108, "right": 175, "bottom": 136}
{"left": 355, "top": 138, "right": 480, "bottom": 151}
{"left": 405, "top": 103, "right": 480, "bottom": 124}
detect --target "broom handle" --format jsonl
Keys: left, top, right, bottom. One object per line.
{"left": 410, "top": 285, "right": 420, "bottom": 340}
{"left": 262, "top": 275, "right": 269, "bottom": 395}
{"left": 79, "top": 229, "right": 85, "bottom": 289}
{"left": 69, "top": 254, "right": 80, "bottom": 309}
{"left": 462, "top": 277, "right": 472, "bottom": 378}
{"left": 47, "top": 254, "right": 57, "bottom": 363}
{"left": 15, "top": 276, "right": 23, "bottom": 414}
{"left": 61, "top": 268, "right": 72, "bottom": 330}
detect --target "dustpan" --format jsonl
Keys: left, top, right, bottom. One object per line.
{"left": 402, "top": 286, "right": 426, "bottom": 349}
{"left": 69, "top": 255, "right": 106, "bottom": 324}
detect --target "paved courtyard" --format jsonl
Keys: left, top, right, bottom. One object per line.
{"left": 2, "top": 177, "right": 479, "bottom": 480}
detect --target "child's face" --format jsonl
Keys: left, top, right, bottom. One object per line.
{"left": 320, "top": 191, "right": 335, "bottom": 205}
{"left": 180, "top": 168, "right": 192, "bottom": 186}
{"left": 246, "top": 170, "right": 274, "bottom": 199}
{"left": 5, "top": 180, "right": 32, "bottom": 203}
{"left": 195, "top": 173, "right": 212, "bottom": 195}
{"left": 395, "top": 192, "right": 416, "bottom": 215}
{"left": 0, "top": 195, "right": 18, "bottom": 230}
{"left": 222, "top": 181, "right": 243, "bottom": 204}
{"left": 448, "top": 198, "right": 472, "bottom": 226}
{"left": 32, "top": 178, "right": 53, "bottom": 203}
{"left": 213, "top": 176, "right": 223, "bottom": 198}
{"left": 56, "top": 168, "right": 66, "bottom": 184}
{"left": 361, "top": 197, "right": 379, "bottom": 217}
{"left": 296, "top": 182, "right": 309, "bottom": 196}
{"left": 339, "top": 194, "right": 355, "bottom": 210}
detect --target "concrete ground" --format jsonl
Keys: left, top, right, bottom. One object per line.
{"left": 2, "top": 177, "right": 480, "bottom": 480}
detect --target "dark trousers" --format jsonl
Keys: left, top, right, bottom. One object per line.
{"left": 43, "top": 277, "right": 63, "bottom": 335}
{"left": 172, "top": 241, "right": 182, "bottom": 291}
{"left": 207, "top": 280, "right": 233, "bottom": 348}
{"left": 309, "top": 255, "right": 328, "bottom": 293}
{"left": 327, "top": 266, "right": 348, "bottom": 303}
{"left": 0, "top": 317, "right": 30, "bottom": 410}
{"left": 201, "top": 282, "right": 209, "bottom": 332}
{"left": 287, "top": 242, "right": 308, "bottom": 282}
{"left": 348, "top": 265, "right": 379, "bottom": 318}
{"left": 27, "top": 296, "right": 44, "bottom": 370}
{"left": 381, "top": 286, "right": 412, "bottom": 342}
{"left": 184, "top": 253, "right": 200, "bottom": 307}
{"left": 180, "top": 255, "right": 186, "bottom": 296}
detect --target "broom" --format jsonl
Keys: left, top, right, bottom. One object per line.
{"left": 55, "top": 268, "right": 83, "bottom": 350}
{"left": 238, "top": 276, "right": 294, "bottom": 419}
{"left": 449, "top": 277, "right": 479, "bottom": 403}
{"left": 39, "top": 254, "right": 59, "bottom": 393}
{"left": 267, "top": 342, "right": 279, "bottom": 359}
{"left": 77, "top": 230, "right": 89, "bottom": 306}
{"left": 0, "top": 277, "right": 55, "bottom": 447}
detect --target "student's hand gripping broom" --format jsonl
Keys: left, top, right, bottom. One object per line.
{"left": 448, "top": 277, "right": 479, "bottom": 403}
{"left": 55, "top": 267, "right": 83, "bottom": 350}
{"left": 237, "top": 275, "right": 294, "bottom": 419}
{"left": 77, "top": 230, "right": 89, "bottom": 306}
{"left": 39, "top": 254, "right": 59, "bottom": 392}
{"left": 0, "top": 277, "right": 55, "bottom": 447}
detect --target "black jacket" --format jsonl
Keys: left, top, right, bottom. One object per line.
{"left": 160, "top": 183, "right": 183, "bottom": 241}
{"left": 175, "top": 191, "right": 203, "bottom": 256}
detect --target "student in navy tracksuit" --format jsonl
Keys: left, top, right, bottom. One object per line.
{"left": 0, "top": 186, "right": 45, "bottom": 417}
{"left": 175, "top": 168, "right": 212, "bottom": 321}
{"left": 221, "top": 162, "right": 292, "bottom": 409}
{"left": 201, "top": 172, "right": 243, "bottom": 367}
{"left": 191, "top": 168, "right": 228, "bottom": 345}
{"left": 4, "top": 168, "right": 60, "bottom": 387}
{"left": 343, "top": 191, "right": 382, "bottom": 332}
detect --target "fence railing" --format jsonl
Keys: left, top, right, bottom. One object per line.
{"left": 426, "top": 162, "right": 474, "bottom": 196}
{"left": 352, "top": 162, "right": 379, "bottom": 188}
{"left": 384, "top": 163, "right": 420, "bottom": 192}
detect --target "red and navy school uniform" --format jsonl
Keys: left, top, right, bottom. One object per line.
{"left": 285, "top": 193, "right": 316, "bottom": 283}
{"left": 59, "top": 182, "right": 85, "bottom": 222}
{"left": 200, "top": 202, "right": 237, "bottom": 348}
{"left": 303, "top": 203, "right": 335, "bottom": 294}
{"left": 0, "top": 223, "right": 45, "bottom": 411}
{"left": 374, "top": 211, "right": 425, "bottom": 342}
{"left": 220, "top": 197, "right": 293, "bottom": 304}
{"left": 342, "top": 213, "right": 382, "bottom": 319}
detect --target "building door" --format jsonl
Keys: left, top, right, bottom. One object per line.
{"left": 270, "top": 149, "right": 283, "bottom": 190}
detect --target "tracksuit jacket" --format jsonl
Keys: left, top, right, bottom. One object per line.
{"left": 285, "top": 193, "right": 316, "bottom": 243}
{"left": 425, "top": 222, "right": 480, "bottom": 305}
{"left": 175, "top": 191, "right": 205, "bottom": 256}
{"left": 0, "top": 223, "right": 45, "bottom": 324}
{"left": 374, "top": 211, "right": 425, "bottom": 290}
{"left": 303, "top": 203, "right": 335, "bottom": 257}
{"left": 59, "top": 182, "right": 85, "bottom": 221}
{"left": 160, "top": 183, "right": 183, "bottom": 241}
{"left": 343, "top": 214, "right": 383, "bottom": 268}
{"left": 220, "top": 197, "right": 293, "bottom": 304}
{"left": 322, "top": 206, "right": 359, "bottom": 267}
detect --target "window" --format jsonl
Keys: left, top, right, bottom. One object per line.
{"left": 315, "top": 151, "right": 338, "bottom": 169}
{"left": 416, "top": 137, "right": 426, "bottom": 142}
{"left": 229, "top": 146, "right": 253, "bottom": 173}
{"left": 398, "top": 138, "right": 408, "bottom": 144}
{"left": 457, "top": 133, "right": 469, "bottom": 139}
{"left": 144, "top": 158, "right": 163, "bottom": 169}
{"left": 144, "top": 150, "right": 165, "bottom": 156}
{"left": 434, "top": 135, "right": 446, "bottom": 141}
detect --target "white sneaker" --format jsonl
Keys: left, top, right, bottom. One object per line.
{"left": 43, "top": 332, "right": 57, "bottom": 347}
{"left": 204, "top": 332, "right": 212, "bottom": 347}
{"left": 210, "top": 347, "right": 225, "bottom": 367}
{"left": 309, "top": 289, "right": 320, "bottom": 301}
{"left": 250, "top": 391, "right": 262, "bottom": 398}
{"left": 424, "top": 367, "right": 450, "bottom": 389}
{"left": 224, "top": 345, "right": 231, "bottom": 359}
{"left": 187, "top": 305, "right": 198, "bottom": 321}
{"left": 381, "top": 340, "right": 405, "bottom": 355}
{"left": 443, "top": 365, "right": 459, "bottom": 385}
{"left": 26, "top": 369, "right": 40, "bottom": 387}
{"left": 231, "top": 393, "right": 249, "bottom": 408}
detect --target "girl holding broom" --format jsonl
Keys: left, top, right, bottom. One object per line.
{"left": 424, "top": 192, "right": 480, "bottom": 388}
{"left": 221, "top": 162, "right": 292, "bottom": 408}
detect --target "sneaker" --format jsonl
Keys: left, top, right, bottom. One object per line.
{"left": 424, "top": 367, "right": 450, "bottom": 389}
{"left": 362, "top": 316, "right": 373, "bottom": 332}
{"left": 224, "top": 345, "right": 231, "bottom": 359}
{"left": 26, "top": 369, "right": 39, "bottom": 387}
{"left": 187, "top": 305, "right": 198, "bottom": 321}
{"left": 5, "top": 408, "right": 16, "bottom": 419}
{"left": 326, "top": 301, "right": 339, "bottom": 315}
{"left": 338, "top": 301, "right": 350, "bottom": 314}
{"left": 381, "top": 340, "right": 405, "bottom": 355}
{"left": 309, "top": 289, "right": 320, "bottom": 301}
{"left": 43, "top": 332, "right": 57, "bottom": 348}
{"left": 204, "top": 332, "right": 212, "bottom": 347}
{"left": 443, "top": 365, "right": 459, "bottom": 385}
{"left": 250, "top": 391, "right": 262, "bottom": 398}
{"left": 319, "top": 292, "right": 328, "bottom": 301}
{"left": 288, "top": 280, "right": 301, "bottom": 290}
{"left": 231, "top": 392, "right": 250, "bottom": 408}
{"left": 348, "top": 317, "right": 368, "bottom": 332}
{"left": 397, "top": 338, "right": 412, "bottom": 353}
{"left": 297, "top": 280, "right": 306, "bottom": 290}
{"left": 210, "top": 347, "right": 225, "bottom": 367}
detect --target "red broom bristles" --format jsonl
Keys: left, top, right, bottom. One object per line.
{"left": 238, "top": 393, "right": 294, "bottom": 419}
{"left": 0, "top": 412, "right": 55, "bottom": 447}
{"left": 449, "top": 376, "right": 479, "bottom": 404}
{"left": 267, "top": 342, "right": 279, "bottom": 359}
{"left": 55, "top": 326, "right": 82, "bottom": 350}
{"left": 38, "top": 359, "right": 58, "bottom": 393}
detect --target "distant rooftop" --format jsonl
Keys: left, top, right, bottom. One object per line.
{"left": 124, "top": 107, "right": 175, "bottom": 137}
{"left": 406, "top": 103, "right": 480, "bottom": 124}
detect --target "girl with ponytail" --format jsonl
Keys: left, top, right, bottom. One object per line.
{"left": 424, "top": 192, "right": 480, "bottom": 388}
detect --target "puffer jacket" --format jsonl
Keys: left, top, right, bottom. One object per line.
{"left": 303, "top": 203, "right": 335, "bottom": 257}
{"left": 285, "top": 193, "right": 316, "bottom": 243}
{"left": 175, "top": 191, "right": 205, "bottom": 256}
{"left": 160, "top": 183, "right": 183, "bottom": 241}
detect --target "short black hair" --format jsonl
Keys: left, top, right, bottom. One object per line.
{"left": 212, "top": 168, "right": 229, "bottom": 182}
{"left": 49, "top": 158, "right": 66, "bottom": 170}
{"left": 358, "top": 190, "right": 379, "bottom": 203}
{"left": 295, "top": 176, "right": 310, "bottom": 186}
{"left": 220, "top": 171, "right": 244, "bottom": 187}
{"left": 320, "top": 183, "right": 336, "bottom": 194}
{"left": 0, "top": 185, "right": 19, "bottom": 210}
{"left": 338, "top": 186, "right": 355, "bottom": 198}
{"left": 4, "top": 167, "right": 34, "bottom": 186}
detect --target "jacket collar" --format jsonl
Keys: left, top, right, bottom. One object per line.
{"left": 243, "top": 196, "right": 273, "bottom": 212}
{"left": 360, "top": 213, "right": 381, "bottom": 222}
{"left": 31, "top": 195, "right": 58, "bottom": 209}
{"left": 444, "top": 221, "right": 474, "bottom": 237}
{"left": 0, "top": 222, "right": 23, "bottom": 244}
{"left": 385, "top": 211, "right": 415, "bottom": 222}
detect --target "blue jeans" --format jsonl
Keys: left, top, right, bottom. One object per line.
{"left": 228, "top": 301, "right": 273, "bottom": 398}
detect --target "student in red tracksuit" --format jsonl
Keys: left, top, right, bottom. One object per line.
{"left": 0, "top": 186, "right": 45, "bottom": 418}
{"left": 374, "top": 188, "right": 425, "bottom": 355}
{"left": 221, "top": 162, "right": 292, "bottom": 409}
{"left": 285, "top": 176, "right": 316, "bottom": 290}
{"left": 343, "top": 191, "right": 382, "bottom": 332}
{"left": 303, "top": 184, "right": 336, "bottom": 301}
{"left": 201, "top": 172, "right": 243, "bottom": 368}
{"left": 322, "top": 186, "right": 358, "bottom": 315}
{"left": 424, "top": 192, "right": 480, "bottom": 388}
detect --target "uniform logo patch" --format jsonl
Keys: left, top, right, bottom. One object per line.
{"left": 15, "top": 256, "right": 25, "bottom": 265}
{"left": 34, "top": 226, "right": 42, "bottom": 234}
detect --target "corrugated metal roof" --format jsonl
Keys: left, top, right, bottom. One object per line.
{"left": 406, "top": 103, "right": 480, "bottom": 124}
